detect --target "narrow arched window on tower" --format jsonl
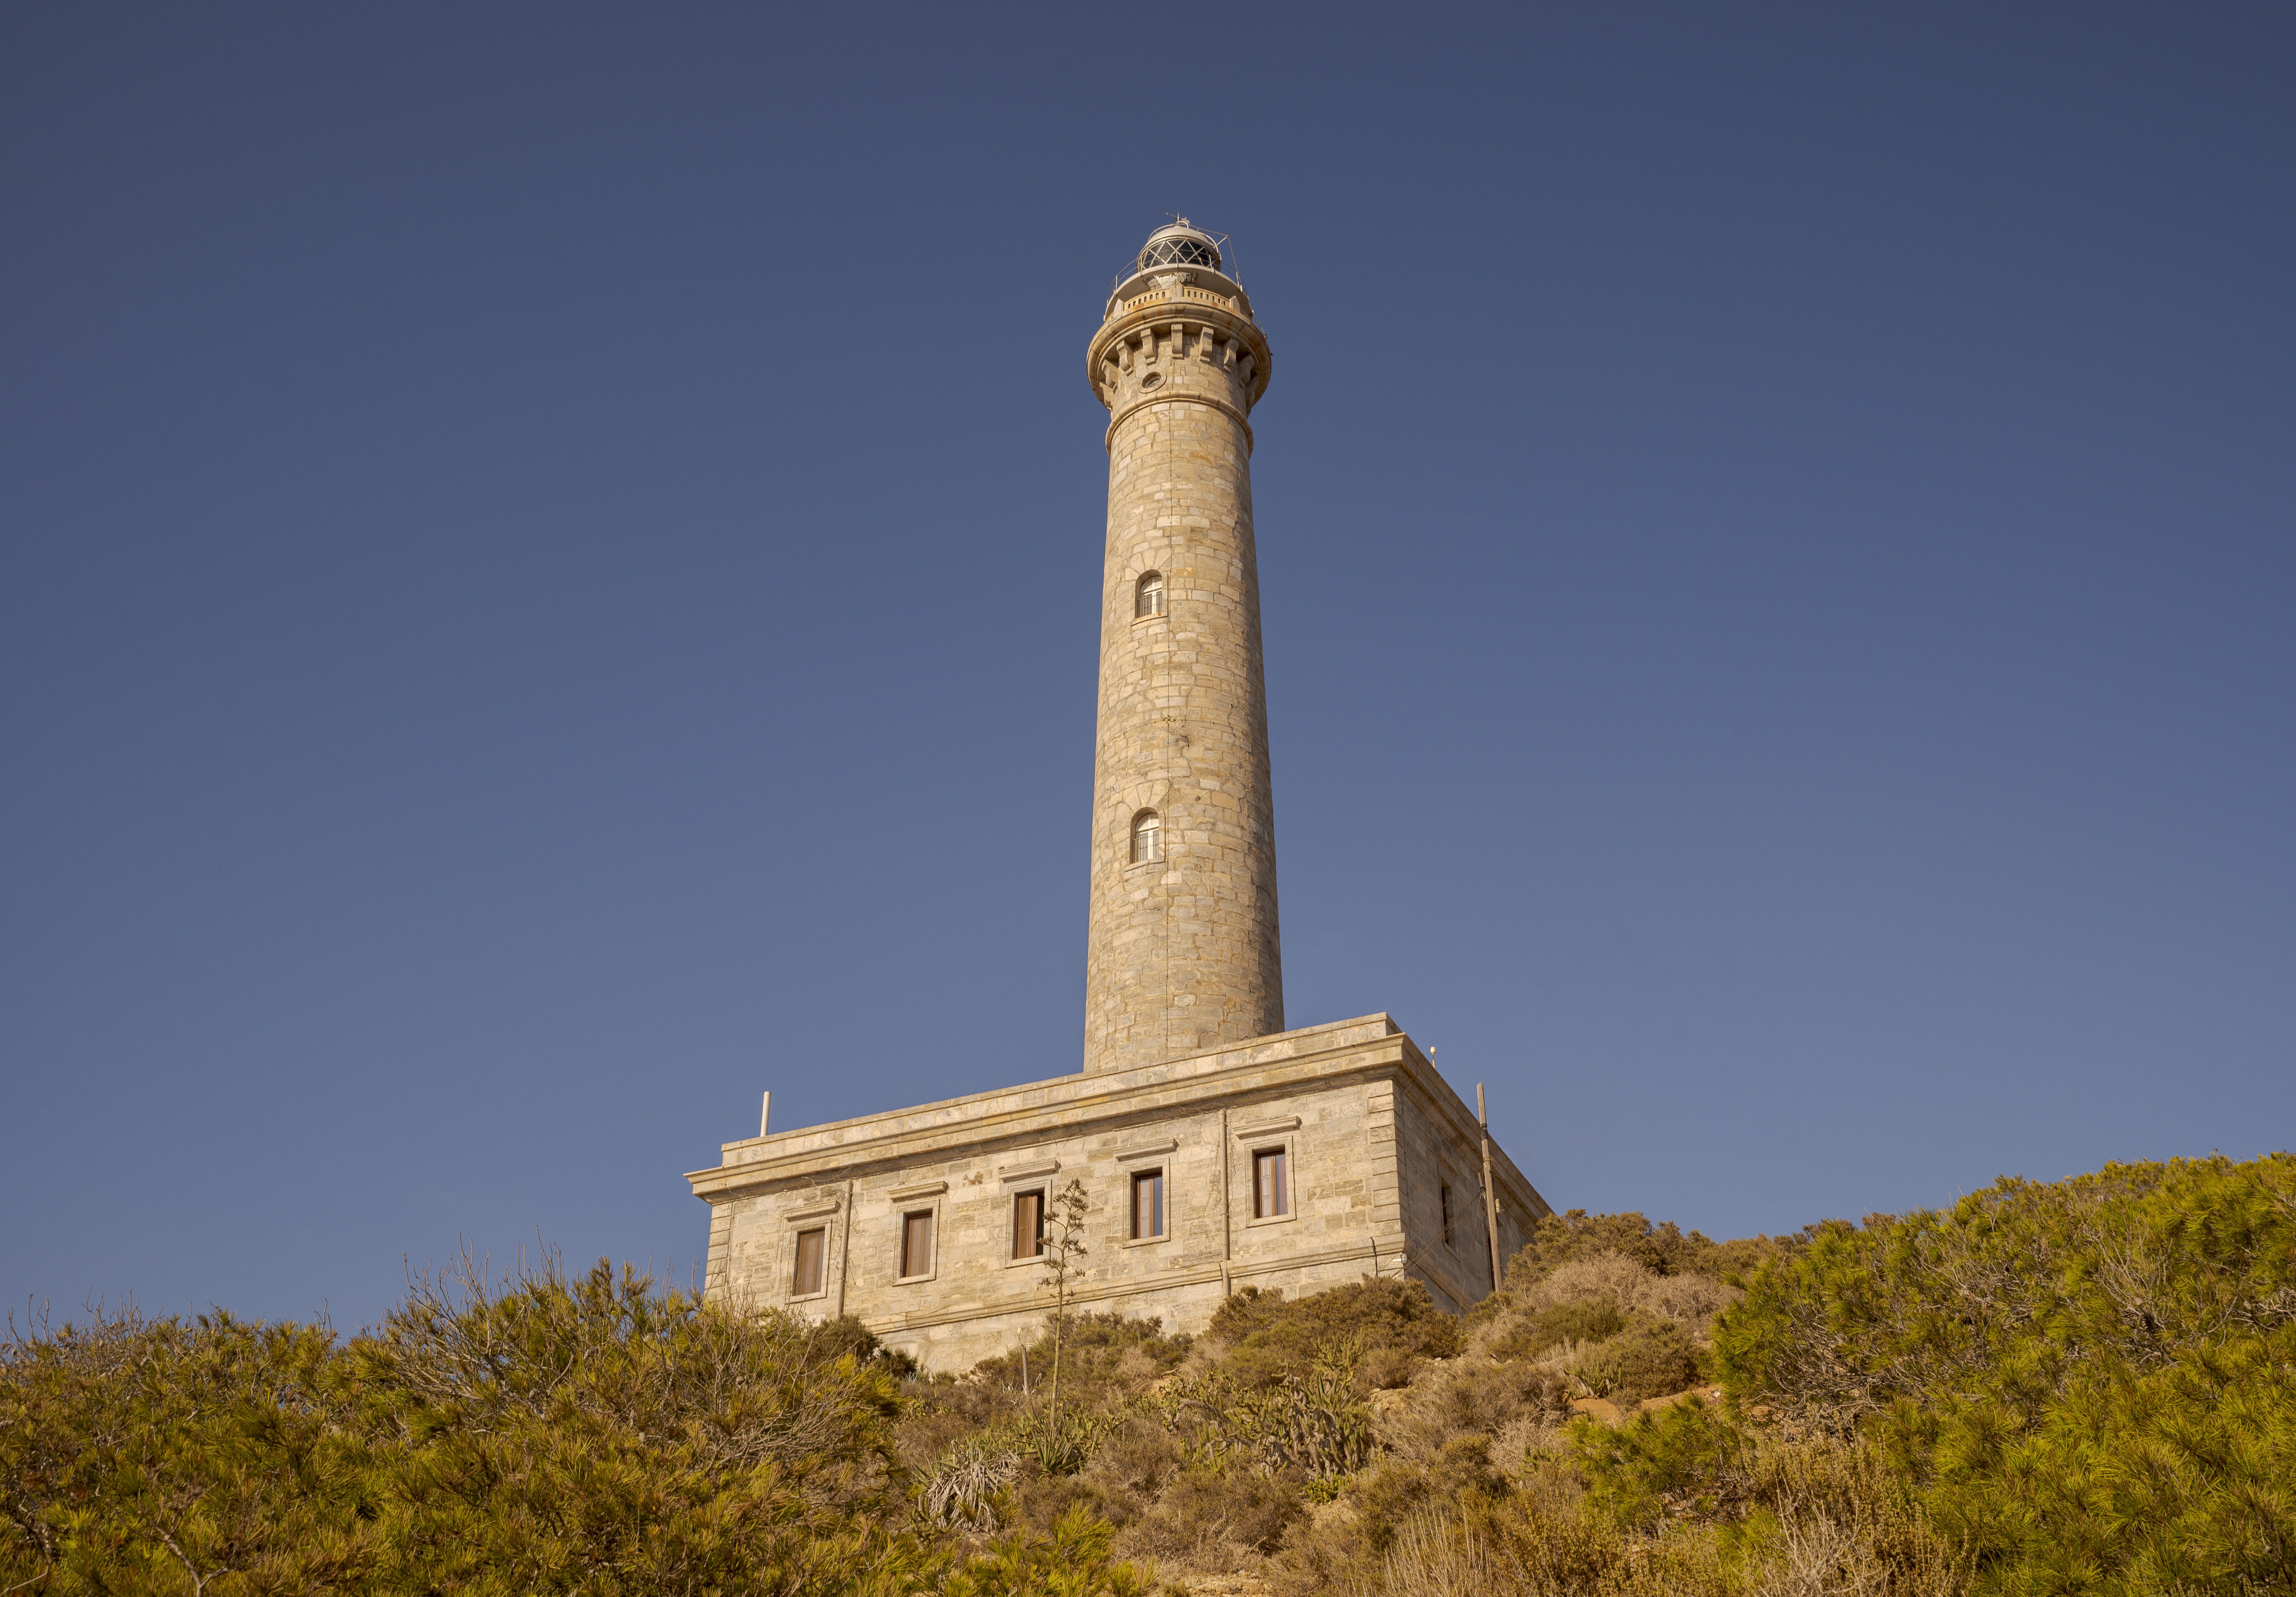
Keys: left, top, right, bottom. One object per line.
{"left": 1130, "top": 809, "right": 1163, "bottom": 865}
{"left": 1135, "top": 571, "right": 1165, "bottom": 619}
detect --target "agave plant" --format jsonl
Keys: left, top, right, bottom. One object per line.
{"left": 1008, "top": 1403, "right": 1119, "bottom": 1475}
{"left": 921, "top": 1436, "right": 1022, "bottom": 1530}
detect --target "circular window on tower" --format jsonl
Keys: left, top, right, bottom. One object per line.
{"left": 1139, "top": 371, "right": 1163, "bottom": 391}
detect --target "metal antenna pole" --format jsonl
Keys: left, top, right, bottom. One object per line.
{"left": 1478, "top": 1082, "right": 1503, "bottom": 1297}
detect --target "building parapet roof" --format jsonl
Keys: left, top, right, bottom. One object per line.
{"left": 686, "top": 1012, "right": 1548, "bottom": 1225}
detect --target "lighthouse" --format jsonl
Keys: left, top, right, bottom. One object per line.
{"left": 1083, "top": 222, "right": 1284, "bottom": 1073}
{"left": 685, "top": 222, "right": 1547, "bottom": 1372}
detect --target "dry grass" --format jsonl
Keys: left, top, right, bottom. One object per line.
{"left": 1355, "top": 1502, "right": 1735, "bottom": 1597}
{"left": 1345, "top": 1452, "right": 1966, "bottom": 1597}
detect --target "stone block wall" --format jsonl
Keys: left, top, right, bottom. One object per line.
{"left": 1082, "top": 292, "right": 1283, "bottom": 1074}
{"left": 1391, "top": 1087, "right": 1536, "bottom": 1313}
{"left": 690, "top": 1016, "right": 1550, "bottom": 1373}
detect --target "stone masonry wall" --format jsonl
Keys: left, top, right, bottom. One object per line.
{"left": 692, "top": 1017, "right": 1549, "bottom": 1373}
{"left": 1082, "top": 301, "right": 1282, "bottom": 1073}
{"left": 1391, "top": 1086, "right": 1536, "bottom": 1314}
{"left": 715, "top": 1079, "right": 1383, "bottom": 1369}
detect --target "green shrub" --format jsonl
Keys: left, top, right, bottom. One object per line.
{"left": 1579, "top": 1317, "right": 1701, "bottom": 1403}
{"left": 0, "top": 1307, "right": 377, "bottom": 1595}
{"left": 1492, "top": 1297, "right": 1627, "bottom": 1360}
{"left": 1570, "top": 1395, "right": 1750, "bottom": 1529}
{"left": 1568, "top": 1421, "right": 1966, "bottom": 1595}
{"left": 942, "top": 1503, "right": 1149, "bottom": 1597}
{"left": 1156, "top": 1341, "right": 1374, "bottom": 1482}
{"left": 1716, "top": 1153, "right": 2296, "bottom": 1595}
{"left": 1207, "top": 1277, "right": 1457, "bottom": 1390}
{"left": 808, "top": 1311, "right": 923, "bottom": 1376}
{"left": 966, "top": 1312, "right": 1190, "bottom": 1403}
{"left": 0, "top": 1256, "right": 1153, "bottom": 1597}
{"left": 26, "top": 1161, "right": 2292, "bottom": 1597}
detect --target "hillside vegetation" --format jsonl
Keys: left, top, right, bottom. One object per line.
{"left": 5, "top": 1153, "right": 2290, "bottom": 1595}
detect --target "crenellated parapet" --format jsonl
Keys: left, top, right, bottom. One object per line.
{"left": 1087, "top": 268, "right": 1273, "bottom": 452}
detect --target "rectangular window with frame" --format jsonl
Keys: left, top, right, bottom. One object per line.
{"left": 791, "top": 1226, "right": 826, "bottom": 1297}
{"left": 1012, "top": 1189, "right": 1044, "bottom": 1260}
{"left": 899, "top": 1209, "right": 935, "bottom": 1279}
{"left": 1130, "top": 1168, "right": 1165, "bottom": 1239}
{"left": 1252, "top": 1147, "right": 1289, "bottom": 1219}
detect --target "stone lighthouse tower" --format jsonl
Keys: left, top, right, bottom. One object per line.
{"left": 685, "top": 222, "right": 1550, "bottom": 1373}
{"left": 1082, "top": 222, "right": 1282, "bottom": 1074}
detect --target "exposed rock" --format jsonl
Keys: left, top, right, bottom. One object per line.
{"left": 1635, "top": 1385, "right": 1724, "bottom": 1416}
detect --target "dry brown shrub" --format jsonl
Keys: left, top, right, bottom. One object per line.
{"left": 1362, "top": 1510, "right": 1502, "bottom": 1597}
{"left": 1738, "top": 1441, "right": 1970, "bottom": 1597}
{"left": 1118, "top": 1466, "right": 1304, "bottom": 1568}
{"left": 1085, "top": 1415, "right": 1184, "bottom": 1500}
{"left": 1383, "top": 1361, "right": 1575, "bottom": 1460}
{"left": 1360, "top": 1344, "right": 1421, "bottom": 1390}
{"left": 1016, "top": 1469, "right": 1130, "bottom": 1534}
{"left": 1489, "top": 1301, "right": 1625, "bottom": 1363}
{"left": 895, "top": 1403, "right": 989, "bottom": 1475}
{"left": 1631, "top": 1270, "right": 1736, "bottom": 1326}
{"left": 1523, "top": 1251, "right": 1655, "bottom": 1311}
{"left": 1467, "top": 1252, "right": 1669, "bottom": 1363}
{"left": 1494, "top": 1251, "right": 1736, "bottom": 1331}
{"left": 1486, "top": 1414, "right": 1560, "bottom": 1480}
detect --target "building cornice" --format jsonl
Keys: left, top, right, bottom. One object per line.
{"left": 685, "top": 1013, "right": 1548, "bottom": 1225}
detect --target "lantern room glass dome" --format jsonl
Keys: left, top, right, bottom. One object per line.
{"left": 1101, "top": 219, "right": 1255, "bottom": 326}
{"left": 1136, "top": 222, "right": 1222, "bottom": 274}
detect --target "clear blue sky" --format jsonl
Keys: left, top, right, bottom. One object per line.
{"left": 4, "top": 6, "right": 2290, "bottom": 1331}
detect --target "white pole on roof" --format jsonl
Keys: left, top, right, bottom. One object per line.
{"left": 1478, "top": 1082, "right": 1503, "bottom": 1297}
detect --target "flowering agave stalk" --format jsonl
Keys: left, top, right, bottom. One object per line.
{"left": 1040, "top": 1178, "right": 1091, "bottom": 1442}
